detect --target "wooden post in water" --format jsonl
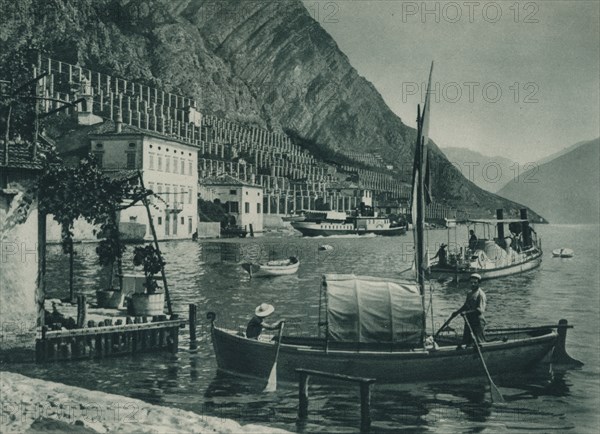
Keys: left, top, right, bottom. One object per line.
{"left": 189, "top": 304, "right": 198, "bottom": 350}
{"left": 76, "top": 295, "right": 87, "bottom": 328}
{"left": 360, "top": 382, "right": 373, "bottom": 432}
{"left": 298, "top": 371, "right": 309, "bottom": 419}
{"left": 137, "top": 171, "right": 173, "bottom": 315}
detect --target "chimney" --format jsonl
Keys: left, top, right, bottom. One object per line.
{"left": 496, "top": 209, "right": 505, "bottom": 241}
{"left": 520, "top": 209, "right": 532, "bottom": 247}
{"left": 115, "top": 112, "right": 123, "bottom": 133}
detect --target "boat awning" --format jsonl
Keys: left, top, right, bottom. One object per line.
{"left": 323, "top": 274, "right": 424, "bottom": 345}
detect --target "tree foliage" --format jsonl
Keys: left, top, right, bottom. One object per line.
{"left": 38, "top": 154, "right": 143, "bottom": 272}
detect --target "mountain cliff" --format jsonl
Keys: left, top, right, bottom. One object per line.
{"left": 0, "top": 0, "right": 542, "bottom": 219}
{"left": 498, "top": 138, "right": 600, "bottom": 224}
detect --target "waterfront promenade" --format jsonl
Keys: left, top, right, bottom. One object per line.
{"left": 1, "top": 371, "right": 290, "bottom": 433}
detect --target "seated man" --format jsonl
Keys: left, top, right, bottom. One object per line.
{"left": 246, "top": 303, "right": 282, "bottom": 339}
{"left": 432, "top": 243, "right": 448, "bottom": 267}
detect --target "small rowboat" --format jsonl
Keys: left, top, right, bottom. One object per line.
{"left": 241, "top": 256, "right": 300, "bottom": 277}
{"left": 552, "top": 248, "right": 574, "bottom": 258}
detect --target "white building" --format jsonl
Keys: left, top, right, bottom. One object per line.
{"left": 198, "top": 174, "right": 264, "bottom": 233}
{"left": 90, "top": 122, "right": 198, "bottom": 241}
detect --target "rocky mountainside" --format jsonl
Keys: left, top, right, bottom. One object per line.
{"left": 0, "top": 0, "right": 542, "bottom": 219}
{"left": 498, "top": 138, "right": 600, "bottom": 224}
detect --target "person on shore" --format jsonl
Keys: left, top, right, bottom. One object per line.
{"left": 452, "top": 273, "right": 486, "bottom": 349}
{"left": 468, "top": 230, "right": 478, "bottom": 250}
{"left": 246, "top": 303, "right": 282, "bottom": 339}
{"left": 432, "top": 243, "right": 448, "bottom": 267}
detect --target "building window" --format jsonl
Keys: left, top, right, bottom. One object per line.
{"left": 129, "top": 216, "right": 137, "bottom": 222}
{"left": 229, "top": 201, "right": 239, "bottom": 213}
{"left": 166, "top": 156, "right": 171, "bottom": 173}
{"left": 166, "top": 185, "right": 171, "bottom": 204}
{"left": 181, "top": 159, "right": 185, "bottom": 175}
{"left": 158, "top": 217, "right": 162, "bottom": 225}
{"left": 173, "top": 157, "right": 179, "bottom": 174}
{"left": 126, "top": 152, "right": 136, "bottom": 169}
{"left": 180, "top": 186, "right": 186, "bottom": 204}
{"left": 129, "top": 143, "right": 136, "bottom": 148}
{"left": 181, "top": 216, "right": 184, "bottom": 225}
{"left": 230, "top": 189, "right": 237, "bottom": 195}
{"left": 245, "top": 202, "right": 250, "bottom": 214}
{"left": 188, "top": 160, "right": 192, "bottom": 175}
{"left": 188, "top": 217, "right": 193, "bottom": 234}
{"left": 188, "top": 188, "right": 192, "bottom": 204}
{"left": 257, "top": 203, "right": 261, "bottom": 214}
{"left": 158, "top": 156, "right": 163, "bottom": 171}
{"left": 149, "top": 153, "right": 155, "bottom": 170}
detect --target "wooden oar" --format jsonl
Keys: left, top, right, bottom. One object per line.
{"left": 264, "top": 321, "right": 285, "bottom": 392}
{"left": 461, "top": 313, "right": 504, "bottom": 404}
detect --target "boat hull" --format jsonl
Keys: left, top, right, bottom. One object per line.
{"left": 210, "top": 326, "right": 557, "bottom": 383}
{"left": 429, "top": 252, "right": 542, "bottom": 282}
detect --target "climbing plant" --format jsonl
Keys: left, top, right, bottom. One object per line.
{"left": 38, "top": 154, "right": 145, "bottom": 300}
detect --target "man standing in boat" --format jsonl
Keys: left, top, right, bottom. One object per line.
{"left": 452, "top": 273, "right": 486, "bottom": 349}
{"left": 468, "top": 230, "right": 478, "bottom": 250}
{"left": 246, "top": 303, "right": 283, "bottom": 339}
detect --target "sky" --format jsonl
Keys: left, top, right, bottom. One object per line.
{"left": 301, "top": 0, "right": 600, "bottom": 163}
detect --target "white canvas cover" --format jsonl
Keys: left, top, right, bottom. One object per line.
{"left": 324, "top": 274, "right": 424, "bottom": 345}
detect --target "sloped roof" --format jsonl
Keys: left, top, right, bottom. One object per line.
{"left": 0, "top": 141, "right": 45, "bottom": 170}
{"left": 88, "top": 121, "right": 199, "bottom": 149}
{"left": 199, "top": 173, "right": 261, "bottom": 188}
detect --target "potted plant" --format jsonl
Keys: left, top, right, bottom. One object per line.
{"left": 95, "top": 236, "right": 125, "bottom": 309}
{"left": 130, "top": 245, "right": 165, "bottom": 316}
{"left": 94, "top": 208, "right": 128, "bottom": 308}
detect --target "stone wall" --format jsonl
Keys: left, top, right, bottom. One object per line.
{"left": 0, "top": 175, "right": 39, "bottom": 361}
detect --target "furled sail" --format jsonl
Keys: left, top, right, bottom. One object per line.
{"left": 324, "top": 274, "right": 424, "bottom": 345}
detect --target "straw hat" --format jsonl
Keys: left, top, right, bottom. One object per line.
{"left": 470, "top": 273, "right": 482, "bottom": 282}
{"left": 255, "top": 303, "right": 275, "bottom": 317}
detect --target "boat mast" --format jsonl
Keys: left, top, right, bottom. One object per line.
{"left": 412, "top": 62, "right": 434, "bottom": 340}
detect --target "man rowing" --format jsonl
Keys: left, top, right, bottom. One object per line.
{"left": 246, "top": 303, "right": 283, "bottom": 340}
{"left": 452, "top": 273, "right": 486, "bottom": 349}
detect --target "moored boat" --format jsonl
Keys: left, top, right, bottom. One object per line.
{"left": 291, "top": 212, "right": 406, "bottom": 237}
{"left": 241, "top": 256, "right": 300, "bottom": 277}
{"left": 552, "top": 248, "right": 574, "bottom": 258}
{"left": 428, "top": 212, "right": 543, "bottom": 282}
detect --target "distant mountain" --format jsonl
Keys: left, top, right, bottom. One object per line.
{"left": 497, "top": 138, "right": 600, "bottom": 224}
{"left": 440, "top": 147, "right": 516, "bottom": 193}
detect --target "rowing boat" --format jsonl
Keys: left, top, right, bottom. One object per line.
{"left": 241, "top": 256, "right": 300, "bottom": 277}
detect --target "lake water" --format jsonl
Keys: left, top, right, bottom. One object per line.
{"left": 10, "top": 224, "right": 600, "bottom": 433}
